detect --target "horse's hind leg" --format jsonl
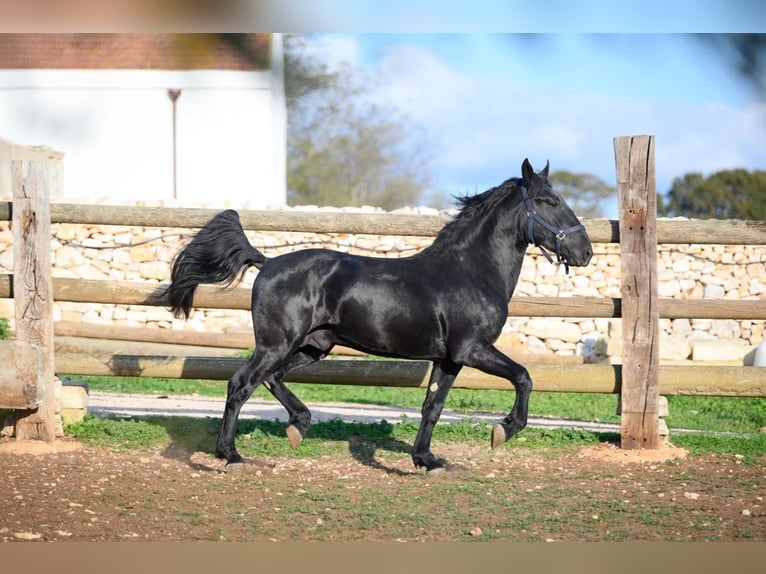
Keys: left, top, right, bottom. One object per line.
{"left": 217, "top": 348, "right": 284, "bottom": 466}
{"left": 267, "top": 380, "right": 309, "bottom": 449}
{"left": 462, "top": 345, "right": 532, "bottom": 449}
{"left": 411, "top": 359, "right": 461, "bottom": 472}
{"left": 263, "top": 346, "right": 327, "bottom": 448}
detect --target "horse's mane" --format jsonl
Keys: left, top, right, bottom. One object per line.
{"left": 425, "top": 177, "right": 522, "bottom": 255}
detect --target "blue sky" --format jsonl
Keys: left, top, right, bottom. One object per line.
{"left": 303, "top": 33, "right": 765, "bottom": 216}
{"left": 269, "top": 1, "right": 766, "bottom": 34}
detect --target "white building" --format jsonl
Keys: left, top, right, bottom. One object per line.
{"left": 0, "top": 33, "right": 286, "bottom": 207}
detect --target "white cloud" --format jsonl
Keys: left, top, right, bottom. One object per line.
{"left": 367, "top": 46, "right": 607, "bottom": 177}
{"left": 308, "top": 36, "right": 766, "bottom": 202}
{"left": 300, "top": 34, "right": 360, "bottom": 70}
{"left": 373, "top": 43, "right": 478, "bottom": 120}
{"left": 657, "top": 101, "right": 766, "bottom": 177}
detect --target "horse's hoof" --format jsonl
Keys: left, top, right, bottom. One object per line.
{"left": 286, "top": 424, "right": 303, "bottom": 449}
{"left": 414, "top": 454, "right": 448, "bottom": 474}
{"left": 491, "top": 424, "right": 507, "bottom": 449}
{"left": 223, "top": 461, "right": 246, "bottom": 473}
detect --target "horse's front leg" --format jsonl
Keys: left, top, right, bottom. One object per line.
{"left": 411, "top": 359, "right": 461, "bottom": 472}
{"left": 462, "top": 345, "right": 532, "bottom": 449}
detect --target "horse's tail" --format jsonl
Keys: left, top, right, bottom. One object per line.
{"left": 166, "top": 209, "right": 266, "bottom": 319}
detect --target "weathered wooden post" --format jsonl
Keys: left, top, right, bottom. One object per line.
{"left": 11, "top": 158, "right": 60, "bottom": 441}
{"left": 614, "top": 135, "right": 660, "bottom": 449}
{"left": 614, "top": 136, "right": 660, "bottom": 449}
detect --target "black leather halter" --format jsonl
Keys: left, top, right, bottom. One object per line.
{"left": 520, "top": 184, "right": 586, "bottom": 274}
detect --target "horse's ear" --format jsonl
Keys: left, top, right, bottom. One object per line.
{"left": 541, "top": 160, "right": 550, "bottom": 178}
{"left": 521, "top": 158, "right": 534, "bottom": 183}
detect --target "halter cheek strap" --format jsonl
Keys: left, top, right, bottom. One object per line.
{"left": 520, "top": 185, "right": 585, "bottom": 274}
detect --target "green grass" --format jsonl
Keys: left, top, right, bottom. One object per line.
{"left": 62, "top": 368, "right": 766, "bottom": 465}
{"left": 666, "top": 395, "right": 765, "bottom": 434}
{"left": 66, "top": 415, "right": 169, "bottom": 450}
{"left": 65, "top": 413, "right": 608, "bottom": 456}
{"left": 0, "top": 317, "right": 10, "bottom": 340}
{"left": 67, "top": 375, "right": 225, "bottom": 396}
{"left": 672, "top": 432, "right": 766, "bottom": 461}
{"left": 67, "top": 373, "right": 766, "bottom": 435}
{"left": 65, "top": 412, "right": 766, "bottom": 464}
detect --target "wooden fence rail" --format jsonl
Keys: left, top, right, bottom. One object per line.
{"left": 54, "top": 354, "right": 766, "bottom": 397}
{"left": 1, "top": 275, "right": 764, "bottom": 319}
{"left": 1, "top": 202, "right": 764, "bottom": 244}
{"left": 2, "top": 135, "right": 765, "bottom": 449}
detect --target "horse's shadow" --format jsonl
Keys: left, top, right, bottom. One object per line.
{"left": 150, "top": 415, "right": 420, "bottom": 476}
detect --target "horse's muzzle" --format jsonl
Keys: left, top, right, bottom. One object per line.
{"left": 563, "top": 241, "right": 593, "bottom": 267}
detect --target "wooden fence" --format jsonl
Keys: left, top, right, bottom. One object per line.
{"left": 1, "top": 135, "right": 765, "bottom": 447}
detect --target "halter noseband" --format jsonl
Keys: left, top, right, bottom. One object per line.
{"left": 520, "top": 184, "right": 586, "bottom": 274}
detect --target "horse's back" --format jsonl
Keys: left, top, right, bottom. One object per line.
{"left": 256, "top": 248, "right": 433, "bottom": 288}
{"left": 251, "top": 248, "right": 450, "bottom": 358}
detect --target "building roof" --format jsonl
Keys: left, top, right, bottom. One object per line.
{"left": 0, "top": 33, "right": 271, "bottom": 70}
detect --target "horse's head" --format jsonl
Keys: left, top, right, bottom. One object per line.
{"left": 520, "top": 158, "right": 593, "bottom": 269}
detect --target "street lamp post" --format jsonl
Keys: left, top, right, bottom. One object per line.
{"left": 167, "top": 89, "right": 182, "bottom": 200}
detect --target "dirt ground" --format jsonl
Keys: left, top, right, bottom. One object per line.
{"left": 0, "top": 437, "right": 763, "bottom": 542}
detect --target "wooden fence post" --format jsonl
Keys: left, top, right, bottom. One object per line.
{"left": 614, "top": 135, "right": 660, "bottom": 449}
{"left": 11, "top": 159, "right": 60, "bottom": 441}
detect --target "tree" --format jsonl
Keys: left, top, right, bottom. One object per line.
{"left": 694, "top": 34, "right": 766, "bottom": 98}
{"left": 283, "top": 35, "right": 338, "bottom": 108}
{"left": 548, "top": 170, "right": 616, "bottom": 218}
{"left": 658, "top": 169, "right": 766, "bottom": 219}
{"left": 284, "top": 36, "right": 433, "bottom": 210}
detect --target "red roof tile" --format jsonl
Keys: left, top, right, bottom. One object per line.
{"left": 0, "top": 33, "right": 271, "bottom": 70}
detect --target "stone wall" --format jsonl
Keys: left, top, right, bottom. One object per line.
{"left": 0, "top": 204, "right": 763, "bottom": 364}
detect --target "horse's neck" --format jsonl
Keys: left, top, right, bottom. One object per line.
{"left": 432, "top": 215, "right": 527, "bottom": 302}
{"left": 486, "top": 232, "right": 527, "bottom": 301}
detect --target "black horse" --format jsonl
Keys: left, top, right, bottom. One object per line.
{"left": 167, "top": 159, "right": 592, "bottom": 472}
